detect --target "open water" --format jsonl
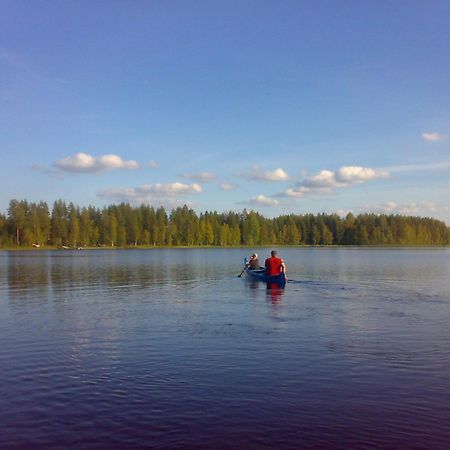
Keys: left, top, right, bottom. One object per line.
{"left": 0, "top": 247, "right": 449, "bottom": 449}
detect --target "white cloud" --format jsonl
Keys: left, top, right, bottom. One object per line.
{"left": 55, "top": 152, "right": 139, "bottom": 173}
{"left": 241, "top": 166, "right": 289, "bottom": 182}
{"left": 181, "top": 172, "right": 216, "bottom": 182}
{"left": 264, "top": 168, "right": 289, "bottom": 181}
{"left": 377, "top": 201, "right": 438, "bottom": 216}
{"left": 422, "top": 132, "right": 445, "bottom": 142}
{"left": 148, "top": 160, "right": 158, "bottom": 169}
{"left": 249, "top": 195, "right": 279, "bottom": 206}
{"left": 279, "top": 165, "right": 388, "bottom": 198}
{"left": 219, "top": 182, "right": 236, "bottom": 191}
{"left": 283, "top": 186, "right": 311, "bottom": 198}
{"left": 336, "top": 166, "right": 388, "bottom": 183}
{"left": 99, "top": 182, "right": 202, "bottom": 206}
{"left": 302, "top": 170, "right": 341, "bottom": 188}
{"left": 99, "top": 154, "right": 138, "bottom": 169}
{"left": 136, "top": 182, "right": 202, "bottom": 196}
{"left": 101, "top": 182, "right": 201, "bottom": 197}
{"left": 359, "top": 201, "right": 450, "bottom": 220}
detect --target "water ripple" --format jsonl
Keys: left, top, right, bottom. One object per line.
{"left": 1, "top": 248, "right": 450, "bottom": 448}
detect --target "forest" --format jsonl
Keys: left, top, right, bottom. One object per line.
{"left": 1, "top": 199, "right": 449, "bottom": 248}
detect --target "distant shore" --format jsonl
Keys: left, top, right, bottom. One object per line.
{"left": 2, "top": 244, "right": 449, "bottom": 251}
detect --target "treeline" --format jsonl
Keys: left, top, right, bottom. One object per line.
{"left": 1, "top": 199, "right": 449, "bottom": 248}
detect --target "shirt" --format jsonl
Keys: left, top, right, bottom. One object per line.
{"left": 265, "top": 256, "right": 285, "bottom": 276}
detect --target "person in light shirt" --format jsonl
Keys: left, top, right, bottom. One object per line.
{"left": 238, "top": 252, "right": 260, "bottom": 277}
{"left": 248, "top": 253, "right": 260, "bottom": 269}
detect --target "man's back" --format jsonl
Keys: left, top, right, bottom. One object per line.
{"left": 265, "top": 256, "right": 284, "bottom": 276}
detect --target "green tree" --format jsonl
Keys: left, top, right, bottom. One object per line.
{"left": 68, "top": 203, "right": 80, "bottom": 247}
{"left": 0, "top": 213, "right": 8, "bottom": 246}
{"left": 109, "top": 212, "right": 118, "bottom": 246}
{"left": 343, "top": 213, "right": 356, "bottom": 244}
{"left": 36, "top": 202, "right": 50, "bottom": 246}
{"left": 8, "top": 199, "right": 28, "bottom": 246}
{"left": 355, "top": 222, "right": 369, "bottom": 245}
{"left": 79, "top": 207, "right": 92, "bottom": 246}
{"left": 51, "top": 200, "right": 68, "bottom": 246}
{"left": 242, "top": 210, "right": 261, "bottom": 246}
{"left": 320, "top": 222, "right": 333, "bottom": 245}
{"left": 2, "top": 198, "right": 450, "bottom": 248}
{"left": 219, "top": 223, "right": 230, "bottom": 246}
{"left": 155, "top": 207, "right": 168, "bottom": 245}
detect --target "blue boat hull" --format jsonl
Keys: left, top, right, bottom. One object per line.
{"left": 245, "top": 268, "right": 287, "bottom": 285}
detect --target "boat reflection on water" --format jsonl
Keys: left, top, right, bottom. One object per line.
{"left": 242, "top": 276, "right": 285, "bottom": 303}
{"left": 266, "top": 282, "right": 285, "bottom": 303}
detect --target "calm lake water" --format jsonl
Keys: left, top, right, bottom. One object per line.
{"left": 1, "top": 248, "right": 449, "bottom": 449}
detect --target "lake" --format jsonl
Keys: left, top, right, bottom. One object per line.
{"left": 0, "top": 247, "right": 449, "bottom": 449}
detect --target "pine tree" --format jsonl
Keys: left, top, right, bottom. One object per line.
{"left": 51, "top": 200, "right": 68, "bottom": 246}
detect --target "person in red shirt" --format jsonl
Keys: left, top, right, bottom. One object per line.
{"left": 265, "top": 250, "right": 286, "bottom": 276}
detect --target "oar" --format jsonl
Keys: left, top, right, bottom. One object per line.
{"left": 237, "top": 263, "right": 248, "bottom": 277}
{"left": 237, "top": 257, "right": 250, "bottom": 277}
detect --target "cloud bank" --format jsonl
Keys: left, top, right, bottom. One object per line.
{"left": 373, "top": 201, "right": 440, "bottom": 216}
{"left": 281, "top": 165, "right": 388, "bottom": 198}
{"left": 248, "top": 194, "right": 279, "bottom": 207}
{"left": 99, "top": 182, "right": 202, "bottom": 206}
{"left": 241, "top": 166, "right": 289, "bottom": 182}
{"left": 55, "top": 152, "right": 139, "bottom": 173}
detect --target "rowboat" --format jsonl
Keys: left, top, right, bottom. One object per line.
{"left": 245, "top": 267, "right": 287, "bottom": 285}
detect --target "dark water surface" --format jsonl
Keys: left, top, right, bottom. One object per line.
{"left": 1, "top": 248, "right": 449, "bottom": 449}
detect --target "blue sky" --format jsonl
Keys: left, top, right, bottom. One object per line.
{"left": 1, "top": 1, "right": 449, "bottom": 222}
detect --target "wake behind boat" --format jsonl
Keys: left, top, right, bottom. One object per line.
{"left": 244, "top": 267, "right": 287, "bottom": 285}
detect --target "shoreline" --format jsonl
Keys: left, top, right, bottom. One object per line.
{"left": 1, "top": 244, "right": 449, "bottom": 251}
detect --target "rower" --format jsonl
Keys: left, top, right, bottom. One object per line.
{"left": 248, "top": 253, "right": 259, "bottom": 269}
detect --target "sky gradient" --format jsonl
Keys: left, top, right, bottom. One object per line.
{"left": 1, "top": 1, "right": 449, "bottom": 222}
